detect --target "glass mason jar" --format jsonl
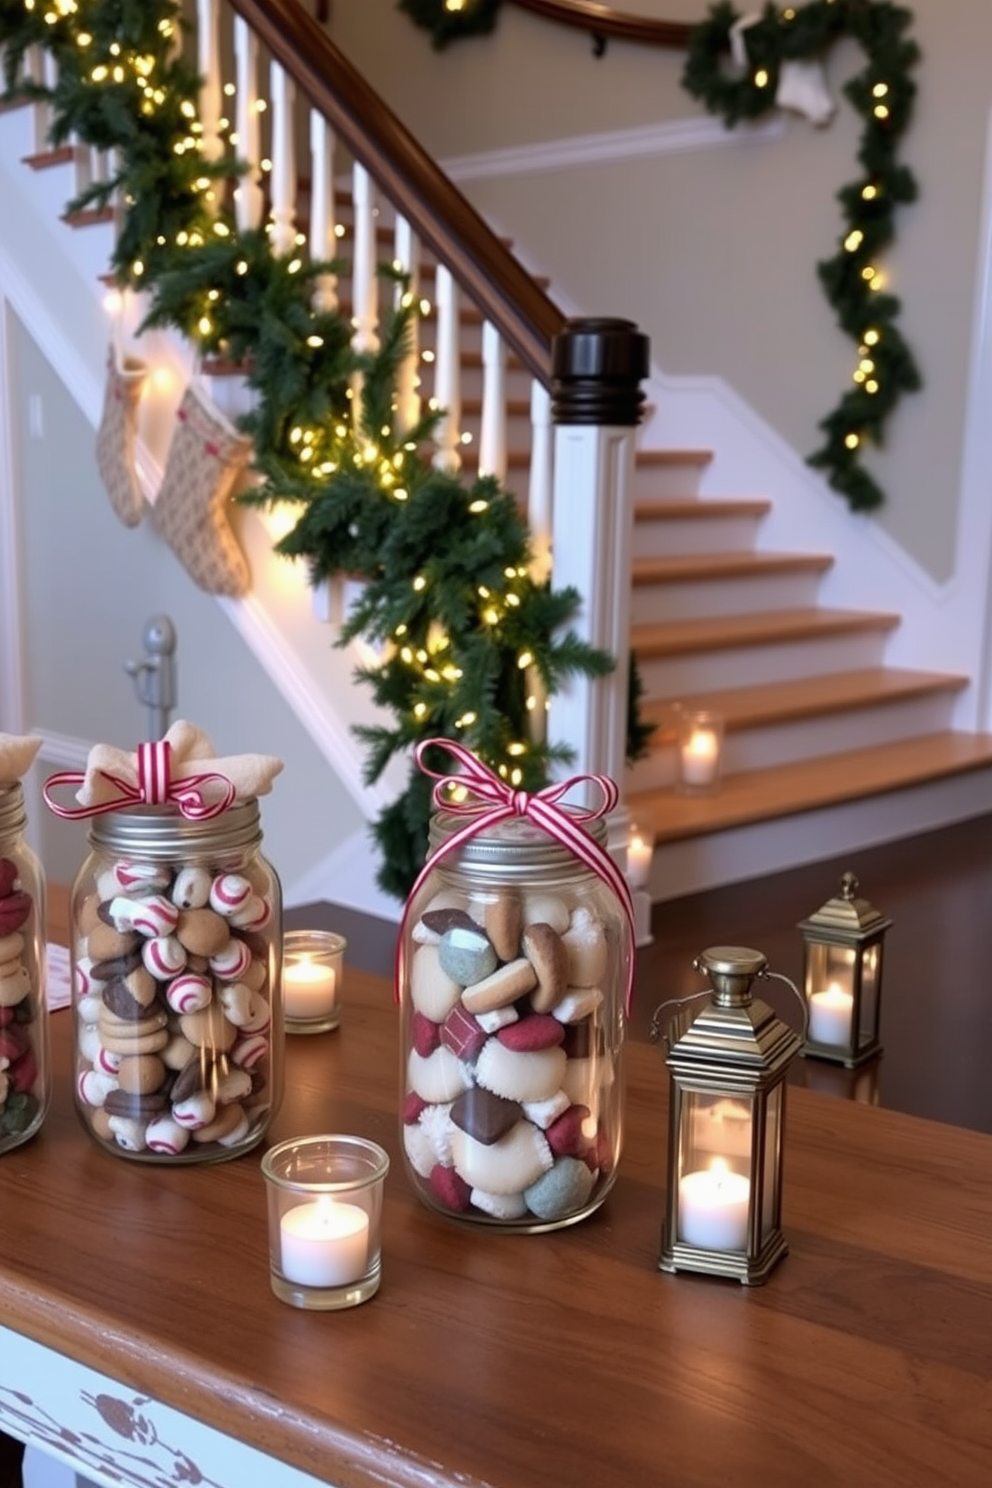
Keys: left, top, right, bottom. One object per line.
{"left": 68, "top": 797, "right": 282, "bottom": 1163}
{"left": 0, "top": 782, "right": 50, "bottom": 1153}
{"left": 399, "top": 810, "right": 631, "bottom": 1232}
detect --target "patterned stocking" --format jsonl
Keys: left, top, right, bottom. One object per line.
{"left": 152, "top": 380, "right": 252, "bottom": 597}
{"left": 95, "top": 343, "right": 147, "bottom": 528}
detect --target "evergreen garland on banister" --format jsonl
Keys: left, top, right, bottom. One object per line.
{"left": 0, "top": 0, "right": 629, "bottom": 899}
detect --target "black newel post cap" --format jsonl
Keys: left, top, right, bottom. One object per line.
{"left": 551, "top": 318, "right": 650, "bottom": 427}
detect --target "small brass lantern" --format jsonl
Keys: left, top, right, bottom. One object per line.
{"left": 656, "top": 946, "right": 803, "bottom": 1286}
{"left": 798, "top": 872, "right": 891, "bottom": 1068}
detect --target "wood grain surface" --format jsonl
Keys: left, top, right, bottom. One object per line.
{"left": 1, "top": 964, "right": 990, "bottom": 1488}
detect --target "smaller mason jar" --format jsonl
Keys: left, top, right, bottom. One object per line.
{"left": 68, "top": 798, "right": 282, "bottom": 1163}
{"left": 0, "top": 781, "right": 50, "bottom": 1153}
{"left": 399, "top": 810, "right": 632, "bottom": 1232}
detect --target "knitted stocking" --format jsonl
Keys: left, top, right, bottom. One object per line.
{"left": 152, "top": 380, "right": 252, "bottom": 597}
{"left": 95, "top": 344, "right": 147, "bottom": 528}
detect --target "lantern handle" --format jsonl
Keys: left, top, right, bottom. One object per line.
{"left": 758, "top": 969, "right": 810, "bottom": 1040}
{"left": 648, "top": 991, "right": 711, "bottom": 1050}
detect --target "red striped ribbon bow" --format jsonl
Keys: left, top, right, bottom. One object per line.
{"left": 44, "top": 741, "right": 236, "bottom": 822}
{"left": 397, "top": 739, "right": 636, "bottom": 1013}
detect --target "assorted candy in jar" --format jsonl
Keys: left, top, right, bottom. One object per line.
{"left": 0, "top": 734, "right": 51, "bottom": 1154}
{"left": 398, "top": 742, "right": 635, "bottom": 1232}
{"left": 45, "top": 724, "right": 284, "bottom": 1164}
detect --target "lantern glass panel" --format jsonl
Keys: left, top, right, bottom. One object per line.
{"left": 858, "top": 943, "right": 881, "bottom": 1049}
{"left": 676, "top": 1091, "right": 754, "bottom": 1252}
{"left": 759, "top": 1084, "right": 784, "bottom": 1245}
{"left": 804, "top": 943, "right": 857, "bottom": 1048}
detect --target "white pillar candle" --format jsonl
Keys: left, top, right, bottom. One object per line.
{"left": 280, "top": 1198, "right": 369, "bottom": 1287}
{"left": 678, "top": 1165, "right": 750, "bottom": 1251}
{"left": 627, "top": 834, "right": 653, "bottom": 889}
{"left": 808, "top": 984, "right": 854, "bottom": 1045}
{"left": 284, "top": 955, "right": 337, "bottom": 1021}
{"left": 680, "top": 726, "right": 720, "bottom": 786}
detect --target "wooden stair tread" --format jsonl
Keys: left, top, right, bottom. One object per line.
{"left": 633, "top": 496, "right": 771, "bottom": 519}
{"left": 628, "top": 732, "right": 992, "bottom": 844}
{"left": 62, "top": 205, "right": 114, "bottom": 228}
{"left": 632, "top": 550, "right": 832, "bottom": 585}
{"left": 22, "top": 145, "right": 75, "bottom": 170}
{"left": 641, "top": 668, "right": 970, "bottom": 736}
{"left": 635, "top": 449, "right": 712, "bottom": 468}
{"left": 631, "top": 607, "right": 901, "bottom": 657}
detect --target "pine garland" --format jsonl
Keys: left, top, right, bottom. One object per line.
{"left": 397, "top": 0, "right": 923, "bottom": 513}
{"left": 398, "top": 0, "right": 503, "bottom": 48}
{"left": 0, "top": 0, "right": 626, "bottom": 899}
{"left": 683, "top": 1, "right": 922, "bottom": 511}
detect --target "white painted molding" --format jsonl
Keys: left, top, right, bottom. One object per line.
{"left": 441, "top": 113, "right": 784, "bottom": 183}
{"left": 0, "top": 297, "right": 26, "bottom": 734}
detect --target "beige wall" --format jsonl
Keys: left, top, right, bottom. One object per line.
{"left": 9, "top": 311, "right": 366, "bottom": 893}
{"left": 328, "top": 0, "right": 992, "bottom": 582}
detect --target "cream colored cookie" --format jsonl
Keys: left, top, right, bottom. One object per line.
{"left": 461, "top": 957, "right": 537, "bottom": 1015}
{"left": 409, "top": 942, "right": 462, "bottom": 1022}
{"left": 475, "top": 1039, "right": 567, "bottom": 1104}
{"left": 522, "top": 893, "right": 570, "bottom": 934}
{"left": 116, "top": 1053, "right": 168, "bottom": 1095}
{"left": 483, "top": 892, "right": 522, "bottom": 963}
{"left": 562, "top": 907, "right": 608, "bottom": 989}
{"left": 450, "top": 1120, "right": 553, "bottom": 1196}
{"left": 521, "top": 923, "right": 568, "bottom": 1013}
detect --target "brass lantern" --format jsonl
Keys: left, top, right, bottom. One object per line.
{"left": 655, "top": 946, "right": 803, "bottom": 1286}
{"left": 798, "top": 872, "right": 891, "bottom": 1068}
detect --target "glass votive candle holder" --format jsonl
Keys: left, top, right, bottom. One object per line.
{"left": 282, "top": 929, "right": 347, "bottom": 1035}
{"left": 676, "top": 708, "right": 724, "bottom": 795}
{"left": 261, "top": 1134, "right": 389, "bottom": 1310}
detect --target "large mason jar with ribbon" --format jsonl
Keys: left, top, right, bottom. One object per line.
{"left": 398, "top": 740, "right": 635, "bottom": 1231}
{"left": 0, "top": 733, "right": 51, "bottom": 1154}
{"left": 45, "top": 722, "right": 284, "bottom": 1165}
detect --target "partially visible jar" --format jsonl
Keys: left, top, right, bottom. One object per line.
{"left": 69, "top": 798, "right": 282, "bottom": 1163}
{"left": 0, "top": 782, "right": 50, "bottom": 1153}
{"left": 399, "top": 810, "right": 632, "bottom": 1231}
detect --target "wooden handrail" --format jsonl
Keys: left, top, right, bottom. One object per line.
{"left": 229, "top": 0, "right": 565, "bottom": 381}
{"left": 508, "top": 0, "right": 693, "bottom": 49}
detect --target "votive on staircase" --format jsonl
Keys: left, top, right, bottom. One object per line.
{"left": 282, "top": 929, "right": 346, "bottom": 1035}
{"left": 677, "top": 709, "right": 724, "bottom": 795}
{"left": 262, "top": 1134, "right": 389, "bottom": 1310}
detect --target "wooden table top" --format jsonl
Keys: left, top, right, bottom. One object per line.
{"left": 1, "top": 966, "right": 991, "bottom": 1488}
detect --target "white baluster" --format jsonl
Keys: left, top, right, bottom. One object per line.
{"left": 351, "top": 163, "right": 379, "bottom": 354}
{"left": 431, "top": 264, "right": 461, "bottom": 473}
{"left": 268, "top": 60, "right": 296, "bottom": 257}
{"left": 525, "top": 379, "right": 553, "bottom": 746}
{"left": 32, "top": 44, "right": 52, "bottom": 156}
{"left": 233, "top": 16, "right": 264, "bottom": 233}
{"left": 478, "top": 321, "right": 506, "bottom": 481}
{"left": 309, "top": 111, "right": 339, "bottom": 312}
{"left": 393, "top": 216, "right": 420, "bottom": 433}
{"left": 527, "top": 380, "right": 553, "bottom": 583}
{"left": 196, "top": 0, "right": 223, "bottom": 165}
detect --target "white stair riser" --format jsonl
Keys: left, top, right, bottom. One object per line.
{"left": 630, "top": 569, "right": 825, "bottom": 625}
{"left": 637, "top": 629, "right": 892, "bottom": 696}
{"left": 632, "top": 511, "right": 766, "bottom": 558}
{"left": 625, "top": 690, "right": 959, "bottom": 793}
{"left": 632, "top": 460, "right": 709, "bottom": 500}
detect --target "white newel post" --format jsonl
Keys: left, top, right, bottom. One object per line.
{"left": 546, "top": 319, "right": 651, "bottom": 938}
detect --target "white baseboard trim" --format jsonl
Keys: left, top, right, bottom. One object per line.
{"left": 442, "top": 114, "right": 783, "bottom": 183}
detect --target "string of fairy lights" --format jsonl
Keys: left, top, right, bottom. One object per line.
{"left": 402, "top": 0, "right": 922, "bottom": 513}
{"left": 0, "top": 0, "right": 619, "bottom": 897}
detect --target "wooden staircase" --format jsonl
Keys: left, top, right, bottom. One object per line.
{"left": 17, "top": 79, "right": 992, "bottom": 905}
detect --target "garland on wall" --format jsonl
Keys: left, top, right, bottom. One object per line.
{"left": 0, "top": 0, "right": 625, "bottom": 899}
{"left": 399, "top": 0, "right": 923, "bottom": 512}
{"left": 683, "top": 2, "right": 921, "bottom": 512}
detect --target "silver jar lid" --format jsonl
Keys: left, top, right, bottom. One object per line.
{"left": 427, "top": 807, "right": 607, "bottom": 884}
{"left": 87, "top": 796, "right": 262, "bottom": 859}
